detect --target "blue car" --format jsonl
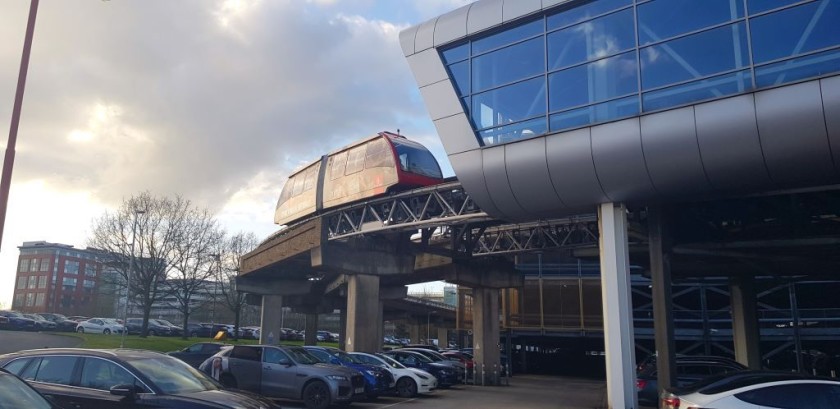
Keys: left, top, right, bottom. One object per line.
{"left": 304, "top": 346, "right": 394, "bottom": 399}
{"left": 384, "top": 350, "right": 459, "bottom": 387}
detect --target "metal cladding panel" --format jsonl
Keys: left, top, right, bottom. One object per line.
{"left": 821, "top": 76, "right": 840, "bottom": 177}
{"left": 467, "top": 0, "right": 504, "bottom": 35}
{"left": 545, "top": 128, "right": 610, "bottom": 207}
{"left": 419, "top": 80, "right": 463, "bottom": 121}
{"left": 448, "top": 150, "right": 504, "bottom": 218}
{"left": 483, "top": 147, "right": 531, "bottom": 220}
{"left": 503, "top": 0, "right": 542, "bottom": 21}
{"left": 415, "top": 18, "right": 439, "bottom": 53}
{"left": 399, "top": 25, "right": 418, "bottom": 57}
{"left": 755, "top": 81, "right": 835, "bottom": 187}
{"left": 640, "top": 107, "right": 712, "bottom": 197}
{"left": 405, "top": 49, "right": 449, "bottom": 88}
{"left": 434, "top": 4, "right": 472, "bottom": 47}
{"left": 433, "top": 113, "right": 481, "bottom": 155}
{"left": 542, "top": 0, "right": 574, "bottom": 8}
{"left": 505, "top": 138, "right": 567, "bottom": 217}
{"left": 591, "top": 119, "right": 657, "bottom": 202}
{"left": 695, "top": 94, "right": 773, "bottom": 192}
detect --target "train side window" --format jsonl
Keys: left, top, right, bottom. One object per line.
{"left": 345, "top": 145, "right": 367, "bottom": 175}
{"left": 277, "top": 182, "right": 293, "bottom": 207}
{"left": 303, "top": 163, "right": 320, "bottom": 191}
{"left": 330, "top": 152, "right": 348, "bottom": 181}
{"left": 365, "top": 138, "right": 391, "bottom": 169}
{"left": 291, "top": 174, "right": 305, "bottom": 196}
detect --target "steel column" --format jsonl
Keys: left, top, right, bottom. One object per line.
{"left": 648, "top": 206, "right": 676, "bottom": 396}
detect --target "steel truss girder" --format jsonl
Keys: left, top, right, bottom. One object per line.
{"left": 324, "top": 181, "right": 491, "bottom": 239}
{"left": 449, "top": 216, "right": 600, "bottom": 257}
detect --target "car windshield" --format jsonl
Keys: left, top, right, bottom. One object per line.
{"left": 127, "top": 357, "right": 218, "bottom": 394}
{"left": 376, "top": 354, "right": 407, "bottom": 369}
{"left": 3, "top": 311, "right": 23, "bottom": 318}
{"left": 285, "top": 347, "right": 321, "bottom": 365}
{"left": 0, "top": 373, "right": 52, "bottom": 409}
{"left": 332, "top": 350, "right": 362, "bottom": 364}
{"left": 156, "top": 319, "right": 176, "bottom": 326}
{"left": 392, "top": 139, "right": 443, "bottom": 179}
{"left": 406, "top": 353, "right": 433, "bottom": 363}
{"left": 102, "top": 319, "right": 119, "bottom": 324}
{"left": 414, "top": 351, "right": 442, "bottom": 361}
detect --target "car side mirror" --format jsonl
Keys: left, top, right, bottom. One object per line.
{"left": 279, "top": 359, "right": 293, "bottom": 367}
{"left": 110, "top": 384, "right": 138, "bottom": 398}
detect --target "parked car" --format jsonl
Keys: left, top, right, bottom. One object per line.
{"left": 442, "top": 351, "right": 474, "bottom": 374}
{"left": 316, "top": 331, "right": 334, "bottom": 342}
{"left": 350, "top": 352, "right": 437, "bottom": 397}
{"left": 0, "top": 311, "right": 36, "bottom": 331}
{"left": 0, "top": 315, "right": 9, "bottom": 330}
{"left": 0, "top": 368, "right": 59, "bottom": 409}
{"left": 402, "top": 348, "right": 466, "bottom": 380}
{"left": 0, "top": 348, "right": 280, "bottom": 409}
{"left": 124, "top": 317, "right": 169, "bottom": 336}
{"left": 167, "top": 342, "right": 227, "bottom": 368}
{"left": 75, "top": 318, "right": 125, "bottom": 335}
{"left": 36, "top": 313, "right": 78, "bottom": 332}
{"left": 23, "top": 314, "right": 57, "bottom": 331}
{"left": 187, "top": 322, "right": 215, "bottom": 338}
{"left": 151, "top": 319, "right": 183, "bottom": 337}
{"left": 199, "top": 344, "right": 365, "bottom": 409}
{"left": 383, "top": 350, "right": 459, "bottom": 387}
{"left": 636, "top": 355, "right": 747, "bottom": 406}
{"left": 304, "top": 346, "right": 394, "bottom": 399}
{"left": 660, "top": 370, "right": 840, "bottom": 409}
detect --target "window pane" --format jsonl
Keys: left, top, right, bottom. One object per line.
{"left": 472, "top": 77, "right": 546, "bottom": 129}
{"left": 17, "top": 276, "right": 26, "bottom": 289}
{"left": 755, "top": 47, "right": 840, "bottom": 87}
{"left": 303, "top": 163, "right": 319, "bottom": 191}
{"left": 28, "top": 276, "right": 37, "bottom": 289}
{"left": 38, "top": 276, "right": 46, "bottom": 289}
{"left": 35, "top": 293, "right": 45, "bottom": 306}
{"left": 750, "top": 0, "right": 840, "bottom": 63}
{"left": 549, "top": 51, "right": 638, "bottom": 112}
{"left": 19, "top": 259, "right": 29, "bottom": 272}
{"left": 364, "top": 137, "right": 392, "bottom": 169}
{"left": 642, "top": 69, "right": 752, "bottom": 111}
{"left": 345, "top": 145, "right": 367, "bottom": 175}
{"left": 550, "top": 96, "right": 639, "bottom": 131}
{"left": 3, "top": 358, "right": 31, "bottom": 376}
{"left": 34, "top": 356, "right": 78, "bottom": 385}
{"left": 473, "top": 37, "right": 545, "bottom": 92}
{"left": 548, "top": 9, "right": 635, "bottom": 70}
{"left": 329, "top": 152, "right": 348, "bottom": 181}
{"left": 748, "top": 0, "right": 805, "bottom": 14}
{"left": 641, "top": 23, "right": 749, "bottom": 90}
{"left": 473, "top": 19, "right": 543, "bottom": 55}
{"left": 80, "top": 359, "right": 138, "bottom": 391}
{"left": 448, "top": 60, "right": 470, "bottom": 96}
{"left": 638, "top": 0, "right": 745, "bottom": 45}
{"left": 547, "top": 0, "right": 632, "bottom": 30}
{"left": 441, "top": 43, "right": 469, "bottom": 64}
{"left": 479, "top": 117, "right": 547, "bottom": 145}
{"left": 64, "top": 261, "right": 79, "bottom": 275}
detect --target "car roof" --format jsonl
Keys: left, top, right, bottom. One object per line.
{"left": 674, "top": 370, "right": 839, "bottom": 395}
{"left": 0, "top": 348, "right": 168, "bottom": 361}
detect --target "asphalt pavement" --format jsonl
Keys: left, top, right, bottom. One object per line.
{"left": 0, "top": 330, "right": 82, "bottom": 355}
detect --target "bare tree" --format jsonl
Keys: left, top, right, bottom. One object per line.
{"left": 89, "top": 192, "right": 194, "bottom": 337}
{"left": 167, "top": 206, "right": 224, "bottom": 339}
{"left": 216, "top": 232, "right": 259, "bottom": 341}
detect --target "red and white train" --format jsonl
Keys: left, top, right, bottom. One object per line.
{"left": 274, "top": 131, "right": 444, "bottom": 226}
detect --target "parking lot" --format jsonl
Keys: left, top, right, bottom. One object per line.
{"left": 276, "top": 375, "right": 606, "bottom": 409}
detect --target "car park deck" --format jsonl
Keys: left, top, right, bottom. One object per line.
{"left": 277, "top": 375, "right": 607, "bottom": 409}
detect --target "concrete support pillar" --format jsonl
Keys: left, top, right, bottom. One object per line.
{"left": 473, "top": 287, "right": 501, "bottom": 386}
{"left": 338, "top": 309, "right": 347, "bottom": 350}
{"left": 438, "top": 327, "right": 449, "bottom": 348}
{"left": 375, "top": 301, "right": 384, "bottom": 351}
{"left": 409, "top": 322, "right": 421, "bottom": 345}
{"left": 598, "top": 203, "right": 637, "bottom": 409}
{"left": 730, "top": 276, "right": 762, "bottom": 369}
{"left": 649, "top": 207, "right": 676, "bottom": 396}
{"left": 345, "top": 274, "right": 381, "bottom": 352}
{"left": 304, "top": 313, "right": 318, "bottom": 345}
{"left": 260, "top": 295, "right": 283, "bottom": 344}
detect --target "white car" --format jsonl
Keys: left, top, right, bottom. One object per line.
{"left": 661, "top": 371, "right": 840, "bottom": 409}
{"left": 350, "top": 352, "right": 437, "bottom": 397}
{"left": 75, "top": 318, "right": 125, "bottom": 335}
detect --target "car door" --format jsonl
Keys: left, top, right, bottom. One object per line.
{"left": 73, "top": 357, "right": 149, "bottom": 409}
{"left": 25, "top": 355, "right": 87, "bottom": 409}
{"left": 89, "top": 319, "right": 104, "bottom": 333}
{"left": 228, "top": 346, "right": 263, "bottom": 393}
{"left": 261, "top": 347, "right": 299, "bottom": 399}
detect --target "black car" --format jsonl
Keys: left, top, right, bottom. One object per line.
{"left": 187, "top": 323, "right": 216, "bottom": 338}
{"left": 151, "top": 319, "right": 183, "bottom": 337}
{"left": 125, "top": 318, "right": 172, "bottom": 336}
{"left": 37, "top": 313, "right": 79, "bottom": 332}
{"left": 168, "top": 343, "right": 227, "bottom": 368}
{"left": 636, "top": 355, "right": 747, "bottom": 406}
{"left": 0, "top": 348, "right": 280, "bottom": 409}
{"left": 0, "top": 310, "right": 36, "bottom": 331}
{"left": 0, "top": 368, "right": 58, "bottom": 409}
{"left": 24, "top": 314, "right": 57, "bottom": 331}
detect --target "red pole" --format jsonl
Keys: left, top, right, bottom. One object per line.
{"left": 0, "top": 0, "right": 39, "bottom": 250}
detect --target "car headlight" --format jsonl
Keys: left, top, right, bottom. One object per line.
{"left": 326, "top": 375, "right": 348, "bottom": 381}
{"left": 416, "top": 373, "right": 429, "bottom": 380}
{"left": 365, "top": 370, "right": 376, "bottom": 376}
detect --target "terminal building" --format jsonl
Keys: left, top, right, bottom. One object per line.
{"left": 401, "top": 0, "right": 840, "bottom": 407}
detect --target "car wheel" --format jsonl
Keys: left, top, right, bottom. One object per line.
{"left": 220, "top": 374, "right": 237, "bottom": 388}
{"left": 302, "top": 381, "right": 330, "bottom": 409}
{"left": 103, "top": 329, "right": 111, "bottom": 335}
{"left": 77, "top": 327, "right": 85, "bottom": 333}
{"left": 396, "top": 377, "right": 418, "bottom": 398}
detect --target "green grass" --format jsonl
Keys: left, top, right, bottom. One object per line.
{"left": 64, "top": 333, "right": 339, "bottom": 353}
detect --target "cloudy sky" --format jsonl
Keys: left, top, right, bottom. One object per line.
{"left": 0, "top": 0, "right": 473, "bottom": 308}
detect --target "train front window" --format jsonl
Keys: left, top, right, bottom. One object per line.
{"left": 393, "top": 141, "right": 443, "bottom": 179}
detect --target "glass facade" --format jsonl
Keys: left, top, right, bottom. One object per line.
{"left": 442, "top": 0, "right": 840, "bottom": 146}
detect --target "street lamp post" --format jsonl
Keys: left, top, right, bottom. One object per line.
{"left": 211, "top": 254, "right": 221, "bottom": 325}
{"left": 120, "top": 209, "right": 144, "bottom": 348}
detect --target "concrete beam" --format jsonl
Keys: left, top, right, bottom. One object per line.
{"left": 311, "top": 241, "right": 415, "bottom": 276}
{"left": 442, "top": 261, "right": 523, "bottom": 289}
{"left": 235, "top": 277, "right": 313, "bottom": 296}
{"left": 380, "top": 286, "right": 408, "bottom": 300}
{"left": 241, "top": 219, "right": 322, "bottom": 276}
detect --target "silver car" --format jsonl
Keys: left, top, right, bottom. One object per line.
{"left": 199, "top": 345, "right": 365, "bottom": 409}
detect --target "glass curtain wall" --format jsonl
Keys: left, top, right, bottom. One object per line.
{"left": 441, "top": 0, "right": 840, "bottom": 146}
